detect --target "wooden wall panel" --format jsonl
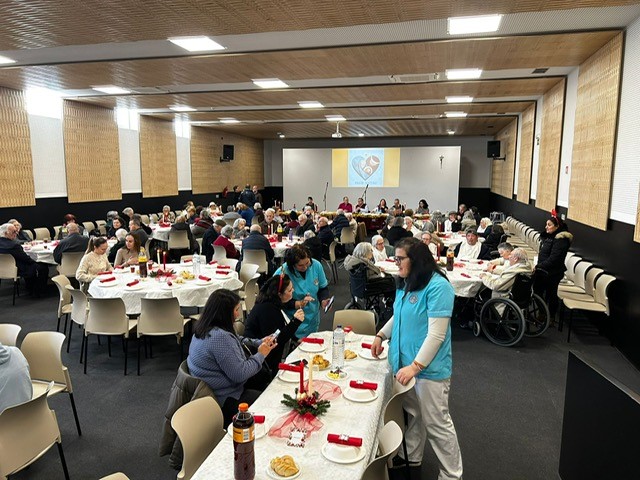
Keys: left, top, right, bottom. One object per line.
{"left": 63, "top": 100, "right": 121, "bottom": 203}
{"left": 535, "top": 79, "right": 566, "bottom": 213}
{"left": 139, "top": 116, "right": 177, "bottom": 198}
{"left": 191, "top": 127, "right": 264, "bottom": 195}
{"left": 0, "top": 87, "right": 35, "bottom": 207}
{"left": 491, "top": 119, "right": 517, "bottom": 198}
{"left": 568, "top": 33, "right": 623, "bottom": 231}
{"left": 517, "top": 104, "right": 536, "bottom": 204}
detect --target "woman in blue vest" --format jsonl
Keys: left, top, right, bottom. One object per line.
{"left": 274, "top": 244, "right": 331, "bottom": 339}
{"left": 371, "top": 237, "right": 463, "bottom": 479}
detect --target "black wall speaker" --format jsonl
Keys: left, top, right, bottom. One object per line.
{"left": 221, "top": 144, "right": 234, "bottom": 162}
{"left": 487, "top": 140, "right": 501, "bottom": 158}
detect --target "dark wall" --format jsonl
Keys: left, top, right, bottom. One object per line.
{"left": 458, "top": 188, "right": 493, "bottom": 217}
{"left": 490, "top": 193, "right": 640, "bottom": 370}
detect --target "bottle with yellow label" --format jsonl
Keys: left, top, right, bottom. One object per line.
{"left": 276, "top": 223, "right": 283, "bottom": 243}
{"left": 138, "top": 247, "right": 148, "bottom": 278}
{"left": 233, "top": 403, "right": 255, "bottom": 480}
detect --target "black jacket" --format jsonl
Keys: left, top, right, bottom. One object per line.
{"left": 108, "top": 239, "right": 126, "bottom": 264}
{"left": 330, "top": 214, "right": 350, "bottom": 237}
{"left": 0, "top": 237, "right": 37, "bottom": 277}
{"left": 304, "top": 237, "right": 323, "bottom": 262}
{"left": 239, "top": 189, "right": 256, "bottom": 206}
{"left": 241, "top": 232, "right": 275, "bottom": 263}
{"left": 53, "top": 233, "right": 89, "bottom": 264}
{"left": 386, "top": 226, "right": 412, "bottom": 247}
{"left": 130, "top": 228, "right": 149, "bottom": 248}
{"left": 296, "top": 221, "right": 315, "bottom": 237}
{"left": 201, "top": 226, "right": 220, "bottom": 262}
{"left": 537, "top": 229, "right": 573, "bottom": 276}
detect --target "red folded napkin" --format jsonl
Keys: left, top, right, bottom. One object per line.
{"left": 114, "top": 265, "right": 124, "bottom": 269}
{"left": 126, "top": 280, "right": 139, "bottom": 287}
{"left": 217, "top": 265, "right": 231, "bottom": 269}
{"left": 350, "top": 380, "right": 378, "bottom": 391}
{"left": 97, "top": 271, "right": 112, "bottom": 275}
{"left": 327, "top": 434, "right": 363, "bottom": 447}
{"left": 198, "top": 275, "right": 211, "bottom": 282}
{"left": 215, "top": 270, "right": 229, "bottom": 275}
{"left": 361, "top": 342, "right": 383, "bottom": 351}
{"left": 343, "top": 326, "right": 353, "bottom": 333}
{"left": 100, "top": 277, "right": 116, "bottom": 283}
{"left": 253, "top": 415, "right": 265, "bottom": 424}
{"left": 159, "top": 222, "right": 171, "bottom": 227}
{"left": 478, "top": 260, "right": 484, "bottom": 264}
{"left": 453, "top": 263, "right": 465, "bottom": 268}
{"left": 182, "top": 259, "right": 192, "bottom": 263}
{"left": 301, "top": 337, "right": 324, "bottom": 344}
{"left": 208, "top": 260, "right": 217, "bottom": 265}
{"left": 278, "top": 363, "right": 303, "bottom": 372}
{"left": 460, "top": 273, "right": 471, "bottom": 278}
{"left": 384, "top": 258, "right": 395, "bottom": 263}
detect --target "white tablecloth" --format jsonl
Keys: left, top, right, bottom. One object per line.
{"left": 192, "top": 331, "right": 393, "bottom": 480}
{"left": 150, "top": 225, "right": 171, "bottom": 242}
{"left": 233, "top": 237, "right": 304, "bottom": 258}
{"left": 87, "top": 263, "right": 242, "bottom": 314}
{"left": 23, "top": 239, "right": 117, "bottom": 266}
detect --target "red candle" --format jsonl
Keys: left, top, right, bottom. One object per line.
{"left": 163, "top": 251, "right": 167, "bottom": 271}
{"left": 299, "top": 366, "right": 305, "bottom": 394}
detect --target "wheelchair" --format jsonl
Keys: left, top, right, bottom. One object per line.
{"left": 472, "top": 273, "right": 550, "bottom": 347}
{"left": 343, "top": 263, "right": 396, "bottom": 325}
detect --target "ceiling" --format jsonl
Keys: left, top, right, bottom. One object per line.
{"left": 0, "top": 1, "right": 639, "bottom": 139}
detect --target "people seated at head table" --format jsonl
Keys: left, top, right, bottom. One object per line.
{"left": 330, "top": 209, "right": 350, "bottom": 237}
{"left": 0, "top": 223, "right": 49, "bottom": 295}
{"left": 129, "top": 218, "right": 149, "bottom": 247}
{"left": 259, "top": 208, "right": 280, "bottom": 235}
{"left": 114, "top": 233, "right": 141, "bottom": 267}
{"left": 416, "top": 199, "right": 430, "bottom": 215}
{"left": 214, "top": 226, "right": 240, "bottom": 259}
{"left": 295, "top": 214, "right": 315, "bottom": 237}
{"left": 338, "top": 196, "right": 353, "bottom": 212}
{"left": 354, "top": 197, "right": 369, "bottom": 213}
{"left": 374, "top": 198, "right": 388, "bottom": 213}
{"left": 202, "top": 219, "right": 227, "bottom": 263}
{"left": 386, "top": 216, "right": 413, "bottom": 246}
{"left": 191, "top": 208, "right": 214, "bottom": 237}
{"left": 445, "top": 211, "right": 462, "bottom": 233}
{"left": 238, "top": 203, "right": 255, "bottom": 224}
{"left": 453, "top": 228, "right": 492, "bottom": 260}
{"left": 392, "top": 198, "right": 404, "bottom": 212}
{"left": 7, "top": 219, "right": 31, "bottom": 244}
{"left": 302, "top": 230, "right": 323, "bottom": 262}
{"left": 232, "top": 218, "right": 249, "bottom": 240}
{"left": 108, "top": 228, "right": 128, "bottom": 264}
{"left": 305, "top": 197, "right": 318, "bottom": 212}
{"left": 482, "top": 224, "right": 504, "bottom": 253}
{"left": 53, "top": 222, "right": 89, "bottom": 264}
{"left": 0, "top": 341, "right": 32, "bottom": 414}
{"left": 187, "top": 289, "right": 277, "bottom": 427}
{"left": 161, "top": 205, "right": 176, "bottom": 224}
{"left": 417, "top": 231, "right": 440, "bottom": 258}
{"left": 283, "top": 211, "right": 299, "bottom": 235}
{"left": 107, "top": 216, "right": 127, "bottom": 238}
{"left": 477, "top": 217, "right": 493, "bottom": 237}
{"left": 57, "top": 213, "right": 84, "bottom": 240}
{"left": 486, "top": 242, "right": 514, "bottom": 275}
{"left": 238, "top": 184, "right": 256, "bottom": 208}
{"left": 479, "top": 248, "right": 532, "bottom": 299}
{"left": 371, "top": 234, "right": 388, "bottom": 262}
{"left": 252, "top": 185, "right": 263, "bottom": 206}
{"left": 240, "top": 225, "right": 274, "bottom": 273}
{"left": 75, "top": 237, "right": 112, "bottom": 285}
{"left": 461, "top": 210, "right": 477, "bottom": 231}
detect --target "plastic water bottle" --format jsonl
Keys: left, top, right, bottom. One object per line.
{"left": 233, "top": 403, "right": 255, "bottom": 480}
{"left": 193, "top": 253, "right": 201, "bottom": 276}
{"left": 332, "top": 325, "right": 345, "bottom": 369}
{"left": 288, "top": 228, "right": 294, "bottom": 242}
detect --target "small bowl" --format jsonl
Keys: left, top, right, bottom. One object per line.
{"left": 325, "top": 443, "right": 360, "bottom": 461}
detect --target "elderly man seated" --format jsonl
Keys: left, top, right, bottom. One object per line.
{"left": 330, "top": 209, "right": 350, "bottom": 237}
{"left": 486, "top": 242, "right": 515, "bottom": 274}
{"left": 295, "top": 213, "right": 315, "bottom": 237}
{"left": 260, "top": 208, "right": 280, "bottom": 235}
{"left": 53, "top": 222, "right": 89, "bottom": 264}
{"left": 453, "top": 228, "right": 491, "bottom": 261}
{"left": 7, "top": 219, "right": 30, "bottom": 244}
{"left": 240, "top": 224, "right": 275, "bottom": 274}
{"left": 0, "top": 223, "right": 49, "bottom": 295}
{"left": 478, "top": 248, "right": 532, "bottom": 299}
{"left": 417, "top": 231, "right": 439, "bottom": 257}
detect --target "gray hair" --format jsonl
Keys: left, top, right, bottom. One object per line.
{"left": 298, "top": 214, "right": 308, "bottom": 223}
{"left": 227, "top": 205, "right": 235, "bottom": 212}
{"left": 115, "top": 228, "right": 128, "bottom": 241}
{"left": 336, "top": 208, "right": 344, "bottom": 215}
{"left": 200, "top": 208, "right": 211, "bottom": 218}
{"left": 209, "top": 202, "right": 217, "bottom": 208}
{"left": 345, "top": 212, "right": 352, "bottom": 220}
{"left": 463, "top": 210, "right": 475, "bottom": 220}
{"left": 265, "top": 208, "right": 275, "bottom": 215}
{"left": 233, "top": 218, "right": 246, "bottom": 229}
{"left": 221, "top": 225, "right": 234, "bottom": 238}
{"left": 254, "top": 202, "right": 262, "bottom": 210}
{"left": 480, "top": 217, "right": 492, "bottom": 227}
{"left": 465, "top": 228, "right": 478, "bottom": 237}
{"left": 303, "top": 230, "right": 316, "bottom": 240}
{"left": 352, "top": 242, "right": 374, "bottom": 260}
{"left": 510, "top": 248, "right": 528, "bottom": 263}
{"left": 497, "top": 242, "right": 514, "bottom": 252}
{"left": 67, "top": 223, "right": 80, "bottom": 234}
{"left": 130, "top": 218, "right": 141, "bottom": 227}
{"left": 123, "top": 207, "right": 134, "bottom": 216}
{"left": 371, "top": 234, "right": 383, "bottom": 247}
{"left": 303, "top": 206, "right": 313, "bottom": 213}
{"left": 393, "top": 216, "right": 405, "bottom": 227}
{"left": 107, "top": 211, "right": 118, "bottom": 220}
{"left": 0, "top": 223, "right": 12, "bottom": 237}
{"left": 163, "top": 205, "right": 171, "bottom": 211}
{"left": 250, "top": 224, "right": 262, "bottom": 233}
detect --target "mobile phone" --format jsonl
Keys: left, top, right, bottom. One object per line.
{"left": 272, "top": 329, "right": 281, "bottom": 339}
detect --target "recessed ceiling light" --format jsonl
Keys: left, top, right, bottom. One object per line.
{"left": 91, "top": 85, "right": 131, "bottom": 95}
{"left": 445, "top": 68, "right": 482, "bottom": 80}
{"left": 0, "top": 55, "right": 16, "bottom": 65}
{"left": 325, "top": 115, "right": 345, "bottom": 122}
{"left": 252, "top": 78, "right": 289, "bottom": 89}
{"left": 298, "top": 101, "right": 324, "bottom": 109}
{"left": 278, "top": 133, "right": 285, "bottom": 138}
{"left": 446, "top": 96, "right": 474, "bottom": 103}
{"left": 448, "top": 14, "right": 503, "bottom": 35}
{"left": 444, "top": 111, "right": 468, "bottom": 118}
{"left": 168, "top": 36, "right": 226, "bottom": 52}
{"left": 170, "top": 105, "right": 196, "bottom": 112}
{"left": 358, "top": 133, "right": 365, "bottom": 137}
{"left": 219, "top": 117, "right": 240, "bottom": 124}
{"left": 447, "top": 130, "right": 456, "bottom": 135}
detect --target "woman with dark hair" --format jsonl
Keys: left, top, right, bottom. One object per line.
{"left": 187, "top": 289, "right": 277, "bottom": 426}
{"left": 75, "top": 237, "right": 112, "bottom": 284}
{"left": 57, "top": 213, "right": 84, "bottom": 239}
{"left": 374, "top": 198, "right": 389, "bottom": 214}
{"left": 107, "top": 216, "right": 127, "bottom": 238}
{"left": 245, "top": 274, "right": 306, "bottom": 376}
{"left": 114, "top": 233, "right": 141, "bottom": 267}
{"left": 283, "top": 211, "right": 300, "bottom": 235}
{"left": 371, "top": 237, "right": 463, "bottom": 478}
{"left": 273, "top": 244, "right": 331, "bottom": 338}
{"left": 416, "top": 199, "right": 430, "bottom": 215}
{"left": 482, "top": 224, "right": 504, "bottom": 253}
{"left": 534, "top": 215, "right": 573, "bottom": 318}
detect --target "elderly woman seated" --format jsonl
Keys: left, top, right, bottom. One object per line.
{"left": 232, "top": 218, "right": 249, "bottom": 239}
{"left": 453, "top": 228, "right": 492, "bottom": 260}
{"left": 461, "top": 210, "right": 477, "bottom": 231}
{"left": 192, "top": 208, "right": 214, "bottom": 237}
{"left": 477, "top": 217, "right": 493, "bottom": 237}
{"left": 213, "top": 225, "right": 240, "bottom": 259}
{"left": 486, "top": 242, "right": 514, "bottom": 274}
{"left": 343, "top": 242, "right": 395, "bottom": 299}
{"left": 371, "top": 234, "right": 388, "bottom": 262}
{"left": 160, "top": 205, "right": 176, "bottom": 224}
{"left": 478, "top": 248, "right": 532, "bottom": 299}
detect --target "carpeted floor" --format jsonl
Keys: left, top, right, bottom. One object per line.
{"left": 2, "top": 262, "right": 639, "bottom": 480}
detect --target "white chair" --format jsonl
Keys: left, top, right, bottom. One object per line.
{"left": 82, "top": 221, "right": 95, "bottom": 233}
{"left": 100, "top": 473, "right": 130, "bottom": 480}
{"left": 361, "top": 421, "right": 403, "bottom": 480}
{"left": 33, "top": 227, "right": 51, "bottom": 241}
{"left": 140, "top": 214, "right": 150, "bottom": 225}
{"left": 242, "top": 249, "right": 268, "bottom": 274}
{"left": 150, "top": 213, "right": 159, "bottom": 223}
{"left": 22, "top": 229, "right": 34, "bottom": 241}
{"left": 383, "top": 377, "right": 416, "bottom": 474}
{"left": 171, "top": 396, "right": 226, "bottom": 480}
{"left": 332, "top": 310, "right": 376, "bottom": 335}
{"left": 95, "top": 220, "right": 107, "bottom": 235}
{"left": 0, "top": 323, "right": 21, "bottom": 346}
{"left": 137, "top": 297, "right": 188, "bottom": 375}
{"left": 218, "top": 258, "right": 239, "bottom": 270}
{"left": 21, "top": 331, "right": 83, "bottom": 435}
{"left": 0, "top": 254, "right": 19, "bottom": 305}
{"left": 57, "top": 251, "right": 85, "bottom": 280}
{"left": 212, "top": 244, "right": 227, "bottom": 262}
{"left": 559, "top": 265, "right": 602, "bottom": 299}
{"left": 563, "top": 274, "right": 616, "bottom": 343}
{"left": 558, "top": 261, "right": 593, "bottom": 295}
{"left": 85, "top": 297, "right": 138, "bottom": 375}
{"left": 560, "top": 255, "right": 583, "bottom": 285}
{"left": 65, "top": 285, "right": 89, "bottom": 354}
{"left": 0, "top": 382, "right": 70, "bottom": 480}
{"left": 51, "top": 274, "right": 73, "bottom": 333}
{"left": 168, "top": 230, "right": 190, "bottom": 250}
{"left": 340, "top": 226, "right": 356, "bottom": 246}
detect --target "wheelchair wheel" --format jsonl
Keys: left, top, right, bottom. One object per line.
{"left": 523, "top": 293, "right": 550, "bottom": 337}
{"left": 344, "top": 298, "right": 364, "bottom": 310}
{"left": 479, "top": 298, "right": 525, "bottom": 347}
{"left": 472, "top": 321, "right": 481, "bottom": 337}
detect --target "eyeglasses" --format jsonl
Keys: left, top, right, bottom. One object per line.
{"left": 394, "top": 256, "right": 408, "bottom": 265}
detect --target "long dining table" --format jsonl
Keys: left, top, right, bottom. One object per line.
{"left": 191, "top": 330, "right": 393, "bottom": 480}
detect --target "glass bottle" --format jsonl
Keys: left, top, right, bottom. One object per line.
{"left": 138, "top": 248, "right": 148, "bottom": 278}
{"left": 233, "top": 403, "right": 255, "bottom": 480}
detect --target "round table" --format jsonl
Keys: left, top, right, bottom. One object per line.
{"left": 23, "top": 239, "right": 117, "bottom": 265}
{"left": 87, "top": 263, "right": 243, "bottom": 314}
{"left": 150, "top": 225, "right": 171, "bottom": 242}
{"left": 233, "top": 236, "right": 304, "bottom": 258}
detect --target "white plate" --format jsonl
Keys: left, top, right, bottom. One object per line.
{"left": 226, "top": 422, "right": 268, "bottom": 440}
{"left": 359, "top": 348, "right": 388, "bottom": 360}
{"left": 214, "top": 273, "right": 232, "bottom": 279}
{"left": 298, "top": 341, "right": 326, "bottom": 353}
{"left": 325, "top": 369, "right": 348, "bottom": 380}
{"left": 97, "top": 271, "right": 115, "bottom": 277}
{"left": 97, "top": 280, "right": 118, "bottom": 287}
{"left": 266, "top": 463, "right": 301, "bottom": 480}
{"left": 195, "top": 279, "right": 213, "bottom": 286}
{"left": 321, "top": 442, "right": 366, "bottom": 464}
{"left": 124, "top": 283, "right": 144, "bottom": 291}
{"left": 277, "top": 369, "right": 302, "bottom": 383}
{"left": 342, "top": 386, "right": 379, "bottom": 403}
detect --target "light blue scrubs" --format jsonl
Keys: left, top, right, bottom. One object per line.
{"left": 388, "top": 273, "right": 455, "bottom": 380}
{"left": 274, "top": 259, "right": 329, "bottom": 338}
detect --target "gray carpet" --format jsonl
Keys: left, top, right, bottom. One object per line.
{"left": 2, "top": 263, "right": 638, "bottom": 480}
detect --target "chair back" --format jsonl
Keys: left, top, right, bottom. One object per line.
{"left": 332, "top": 310, "right": 376, "bottom": 335}
{"left": 95, "top": 221, "right": 107, "bottom": 235}
{"left": 0, "top": 382, "right": 60, "bottom": 479}
{"left": 243, "top": 249, "right": 268, "bottom": 273}
{"left": 139, "top": 214, "right": 150, "bottom": 225}
{"left": 168, "top": 230, "right": 190, "bottom": 250}
{"left": 51, "top": 275, "right": 72, "bottom": 317}
{"left": 0, "top": 323, "right": 21, "bottom": 346}
{"left": 328, "top": 241, "right": 338, "bottom": 262}
{"left": 564, "top": 255, "right": 582, "bottom": 283}
{"left": 82, "top": 221, "right": 96, "bottom": 233}
{"left": 212, "top": 244, "right": 227, "bottom": 262}
{"left": 218, "top": 258, "right": 239, "bottom": 270}
{"left": 171, "top": 396, "right": 225, "bottom": 480}
{"left": 138, "top": 297, "right": 184, "bottom": 336}
{"left": 86, "top": 297, "right": 129, "bottom": 336}
{"left": 58, "top": 251, "right": 85, "bottom": 278}
{"left": 340, "top": 227, "right": 356, "bottom": 244}
{"left": 383, "top": 377, "right": 416, "bottom": 432}
{"left": 583, "top": 267, "right": 604, "bottom": 297}
{"left": 150, "top": 213, "right": 159, "bottom": 223}
{"left": 361, "top": 421, "right": 402, "bottom": 480}
{"left": 0, "top": 254, "right": 18, "bottom": 280}
{"left": 20, "top": 331, "right": 69, "bottom": 387}
{"left": 571, "top": 261, "right": 593, "bottom": 291}
{"left": 233, "top": 320, "right": 245, "bottom": 336}
{"left": 510, "top": 274, "right": 534, "bottom": 308}
{"left": 239, "top": 263, "right": 260, "bottom": 286}
{"left": 33, "top": 227, "right": 51, "bottom": 241}
{"left": 243, "top": 277, "right": 259, "bottom": 313}
{"left": 22, "top": 230, "right": 34, "bottom": 241}
{"left": 66, "top": 286, "right": 89, "bottom": 326}
{"left": 593, "top": 274, "right": 616, "bottom": 315}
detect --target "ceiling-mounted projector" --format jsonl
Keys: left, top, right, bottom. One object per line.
{"left": 332, "top": 122, "right": 342, "bottom": 138}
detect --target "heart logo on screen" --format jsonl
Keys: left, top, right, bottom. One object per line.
{"left": 352, "top": 154, "right": 380, "bottom": 180}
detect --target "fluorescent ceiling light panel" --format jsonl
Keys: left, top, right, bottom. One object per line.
{"left": 169, "top": 105, "right": 196, "bottom": 112}
{"left": 447, "top": 130, "right": 456, "bottom": 135}
{"left": 446, "top": 96, "right": 474, "bottom": 103}
{"left": 325, "top": 115, "right": 345, "bottom": 122}
{"left": 252, "top": 78, "right": 289, "bottom": 89}
{"left": 445, "top": 68, "right": 482, "bottom": 80}
{"left": 444, "top": 111, "right": 468, "bottom": 118}
{"left": 298, "top": 101, "right": 324, "bottom": 109}
{"left": 168, "top": 36, "right": 225, "bottom": 52}
{"left": 278, "top": 133, "right": 285, "bottom": 138}
{"left": 448, "top": 14, "right": 503, "bottom": 35}
{"left": 0, "top": 55, "right": 16, "bottom": 64}
{"left": 92, "top": 85, "right": 131, "bottom": 95}
{"left": 358, "top": 133, "right": 365, "bottom": 137}
{"left": 219, "top": 117, "right": 240, "bottom": 124}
